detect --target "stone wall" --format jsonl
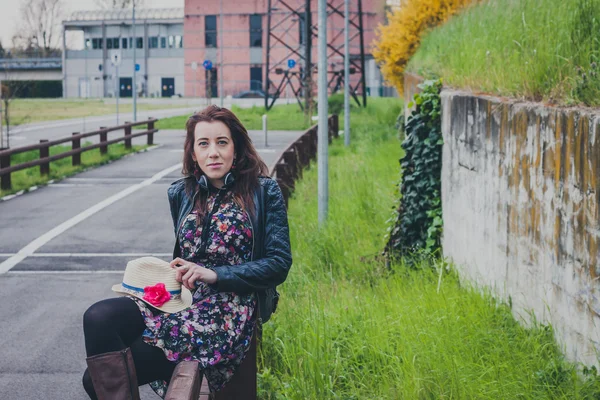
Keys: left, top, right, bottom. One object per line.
{"left": 440, "top": 90, "right": 600, "bottom": 366}
{"left": 404, "top": 73, "right": 600, "bottom": 366}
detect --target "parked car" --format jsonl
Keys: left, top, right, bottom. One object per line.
{"left": 233, "top": 90, "right": 274, "bottom": 99}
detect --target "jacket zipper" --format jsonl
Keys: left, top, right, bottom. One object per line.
{"left": 248, "top": 210, "right": 255, "bottom": 262}
{"left": 198, "top": 188, "right": 226, "bottom": 256}
{"left": 176, "top": 190, "right": 199, "bottom": 245}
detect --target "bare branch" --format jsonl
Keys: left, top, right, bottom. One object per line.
{"left": 17, "top": 0, "right": 65, "bottom": 56}
{"left": 94, "top": 0, "right": 145, "bottom": 9}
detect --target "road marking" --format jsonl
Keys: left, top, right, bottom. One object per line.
{"left": 36, "top": 253, "right": 171, "bottom": 257}
{"left": 0, "top": 253, "right": 171, "bottom": 257}
{"left": 0, "top": 163, "right": 182, "bottom": 274}
{"left": 7, "top": 270, "right": 125, "bottom": 274}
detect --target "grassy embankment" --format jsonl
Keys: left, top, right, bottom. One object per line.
{"left": 258, "top": 98, "right": 600, "bottom": 398}
{"left": 0, "top": 143, "right": 147, "bottom": 198}
{"left": 408, "top": 0, "right": 600, "bottom": 106}
{"left": 5, "top": 98, "right": 187, "bottom": 126}
{"left": 153, "top": 103, "right": 312, "bottom": 131}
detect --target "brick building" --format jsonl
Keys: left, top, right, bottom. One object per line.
{"left": 62, "top": 0, "right": 387, "bottom": 99}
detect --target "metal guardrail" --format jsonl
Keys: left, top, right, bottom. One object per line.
{"left": 0, "top": 118, "right": 157, "bottom": 191}
{"left": 0, "top": 57, "right": 62, "bottom": 70}
{"left": 271, "top": 114, "right": 339, "bottom": 206}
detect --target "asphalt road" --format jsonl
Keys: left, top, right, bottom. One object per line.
{"left": 0, "top": 126, "right": 303, "bottom": 399}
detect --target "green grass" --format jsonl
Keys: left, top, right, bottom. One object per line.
{"left": 0, "top": 142, "right": 148, "bottom": 197}
{"left": 408, "top": 0, "right": 600, "bottom": 106}
{"left": 258, "top": 98, "right": 600, "bottom": 398}
{"left": 4, "top": 98, "right": 186, "bottom": 126}
{"left": 153, "top": 103, "right": 312, "bottom": 131}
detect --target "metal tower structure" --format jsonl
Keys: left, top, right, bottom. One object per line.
{"left": 264, "top": 0, "right": 367, "bottom": 110}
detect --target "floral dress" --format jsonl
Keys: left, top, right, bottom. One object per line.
{"left": 130, "top": 188, "right": 257, "bottom": 397}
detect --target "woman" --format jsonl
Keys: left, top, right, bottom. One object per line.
{"left": 82, "top": 105, "right": 292, "bottom": 399}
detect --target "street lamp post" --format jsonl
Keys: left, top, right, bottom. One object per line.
{"left": 318, "top": 0, "right": 328, "bottom": 224}
{"left": 132, "top": 0, "right": 137, "bottom": 122}
{"left": 219, "top": 0, "right": 224, "bottom": 107}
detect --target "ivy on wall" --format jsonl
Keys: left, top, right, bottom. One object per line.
{"left": 385, "top": 79, "right": 443, "bottom": 260}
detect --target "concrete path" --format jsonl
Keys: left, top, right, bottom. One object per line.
{"left": 0, "top": 127, "right": 303, "bottom": 399}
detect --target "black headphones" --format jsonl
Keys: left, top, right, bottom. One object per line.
{"left": 197, "top": 172, "right": 235, "bottom": 191}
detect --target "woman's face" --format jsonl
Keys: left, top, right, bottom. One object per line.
{"left": 192, "top": 121, "right": 236, "bottom": 188}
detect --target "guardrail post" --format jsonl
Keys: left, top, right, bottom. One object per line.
{"left": 147, "top": 118, "right": 155, "bottom": 145}
{"left": 72, "top": 133, "right": 81, "bottom": 166}
{"left": 275, "top": 163, "right": 291, "bottom": 207}
{"left": 124, "top": 122, "right": 132, "bottom": 150}
{"left": 40, "top": 140, "right": 50, "bottom": 176}
{"left": 283, "top": 149, "right": 298, "bottom": 184}
{"left": 0, "top": 149, "right": 11, "bottom": 191}
{"left": 308, "top": 128, "right": 318, "bottom": 160}
{"left": 332, "top": 114, "right": 339, "bottom": 138}
{"left": 295, "top": 139, "right": 307, "bottom": 169}
{"left": 99, "top": 127, "right": 108, "bottom": 155}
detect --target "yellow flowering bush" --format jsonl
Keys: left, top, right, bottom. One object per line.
{"left": 373, "top": 0, "right": 476, "bottom": 92}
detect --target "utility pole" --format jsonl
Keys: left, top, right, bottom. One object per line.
{"left": 304, "top": 0, "right": 312, "bottom": 116}
{"left": 132, "top": 0, "right": 137, "bottom": 121}
{"left": 318, "top": 0, "right": 328, "bottom": 224}
{"left": 344, "top": 0, "right": 350, "bottom": 146}
{"left": 219, "top": 0, "right": 224, "bottom": 107}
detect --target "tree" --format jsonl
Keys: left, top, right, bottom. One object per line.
{"left": 373, "top": 0, "right": 477, "bottom": 92}
{"left": 14, "top": 0, "right": 64, "bottom": 57}
{"left": 94, "top": 0, "right": 145, "bottom": 9}
{"left": 0, "top": 41, "right": 5, "bottom": 58}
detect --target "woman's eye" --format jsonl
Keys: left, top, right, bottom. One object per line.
{"left": 218, "top": 140, "right": 228, "bottom": 145}
{"left": 198, "top": 141, "right": 208, "bottom": 146}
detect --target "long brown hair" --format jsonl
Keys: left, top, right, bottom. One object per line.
{"left": 182, "top": 105, "right": 269, "bottom": 219}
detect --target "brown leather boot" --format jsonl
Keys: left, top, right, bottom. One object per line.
{"left": 86, "top": 347, "right": 141, "bottom": 400}
{"left": 165, "top": 360, "right": 202, "bottom": 400}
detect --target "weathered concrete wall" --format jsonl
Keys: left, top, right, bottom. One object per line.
{"left": 403, "top": 72, "right": 423, "bottom": 117}
{"left": 440, "top": 90, "right": 600, "bottom": 366}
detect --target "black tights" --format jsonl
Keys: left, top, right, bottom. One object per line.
{"left": 82, "top": 297, "right": 175, "bottom": 399}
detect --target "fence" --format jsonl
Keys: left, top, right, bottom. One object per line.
{"left": 272, "top": 114, "right": 340, "bottom": 205}
{"left": 0, "top": 119, "right": 157, "bottom": 191}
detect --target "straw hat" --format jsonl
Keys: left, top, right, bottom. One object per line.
{"left": 112, "top": 256, "right": 193, "bottom": 313}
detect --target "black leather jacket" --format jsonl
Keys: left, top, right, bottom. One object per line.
{"left": 167, "top": 175, "right": 292, "bottom": 323}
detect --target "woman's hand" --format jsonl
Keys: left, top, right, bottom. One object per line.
{"left": 170, "top": 258, "right": 218, "bottom": 290}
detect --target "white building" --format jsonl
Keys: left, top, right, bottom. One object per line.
{"left": 62, "top": 8, "right": 184, "bottom": 99}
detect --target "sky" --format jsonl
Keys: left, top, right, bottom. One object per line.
{"left": 0, "top": 0, "right": 184, "bottom": 49}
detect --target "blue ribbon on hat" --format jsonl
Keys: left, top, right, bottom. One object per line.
{"left": 121, "top": 282, "right": 182, "bottom": 296}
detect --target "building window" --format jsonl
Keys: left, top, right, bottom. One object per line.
{"left": 85, "top": 38, "right": 91, "bottom": 49}
{"left": 122, "top": 38, "right": 128, "bottom": 49}
{"left": 107, "top": 38, "right": 113, "bottom": 49}
{"left": 149, "top": 37, "right": 159, "bottom": 49}
{"left": 113, "top": 38, "right": 120, "bottom": 49}
{"left": 205, "top": 15, "right": 217, "bottom": 48}
{"left": 250, "top": 15, "right": 262, "bottom": 47}
{"left": 250, "top": 66, "right": 262, "bottom": 90}
{"left": 160, "top": 37, "right": 167, "bottom": 48}
{"left": 92, "top": 38, "right": 103, "bottom": 49}
{"left": 136, "top": 37, "right": 143, "bottom": 49}
{"left": 176, "top": 35, "right": 183, "bottom": 48}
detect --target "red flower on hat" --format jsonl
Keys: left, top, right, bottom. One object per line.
{"left": 143, "top": 283, "right": 171, "bottom": 307}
